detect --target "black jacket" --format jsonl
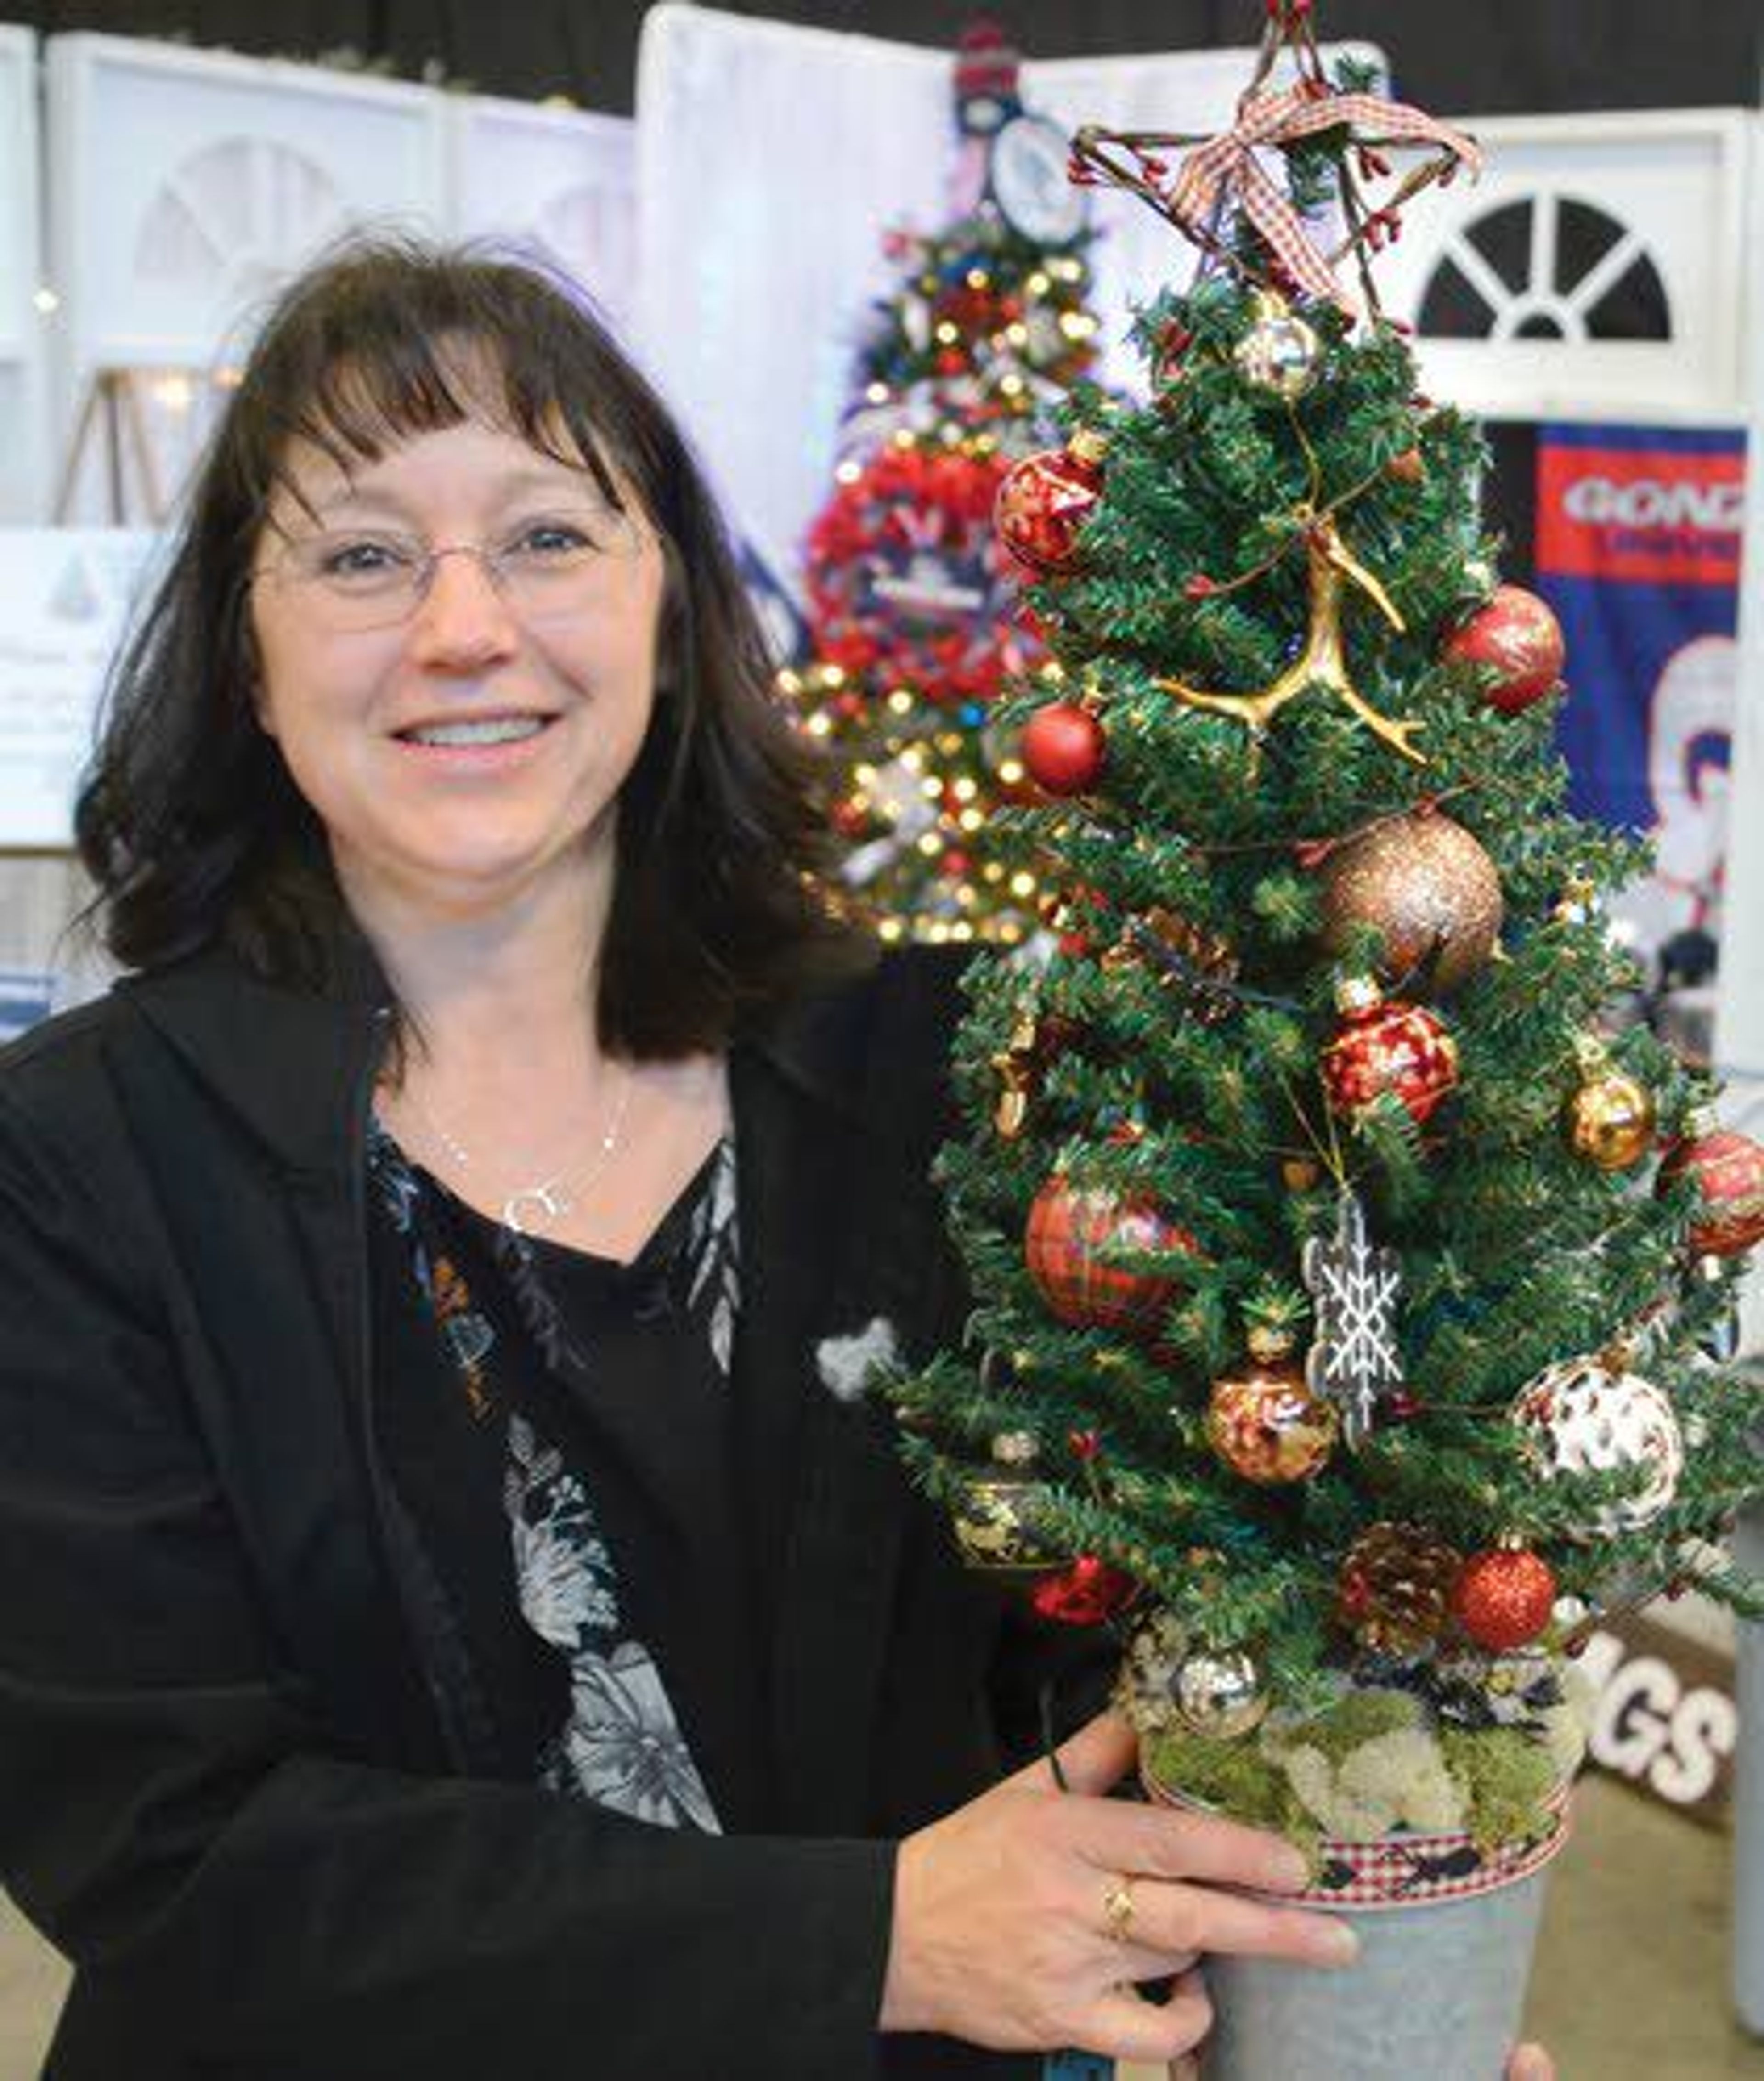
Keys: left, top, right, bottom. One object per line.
{"left": 0, "top": 944, "right": 1080, "bottom": 2081}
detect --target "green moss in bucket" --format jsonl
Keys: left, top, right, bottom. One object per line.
{"left": 1439, "top": 1726, "right": 1560, "bottom": 1849}
{"left": 1142, "top": 1729, "right": 1319, "bottom": 1858}
{"left": 1264, "top": 1686, "right": 1420, "bottom": 1767}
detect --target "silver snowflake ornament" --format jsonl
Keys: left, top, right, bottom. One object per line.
{"left": 1302, "top": 1190, "right": 1403, "bottom": 1449}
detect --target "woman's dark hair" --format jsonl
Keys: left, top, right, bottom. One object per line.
{"left": 76, "top": 234, "right": 867, "bottom": 1054}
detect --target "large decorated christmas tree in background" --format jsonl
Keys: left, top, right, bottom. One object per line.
{"left": 891, "top": 3, "right": 1763, "bottom": 2064}
{"left": 781, "top": 22, "right": 1102, "bottom": 947}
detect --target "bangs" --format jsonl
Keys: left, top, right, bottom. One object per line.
{"left": 247, "top": 266, "right": 630, "bottom": 527}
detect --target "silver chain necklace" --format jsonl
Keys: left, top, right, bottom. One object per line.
{"left": 404, "top": 1063, "right": 634, "bottom": 1235}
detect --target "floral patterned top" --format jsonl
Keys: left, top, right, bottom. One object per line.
{"left": 367, "top": 1123, "right": 760, "bottom": 1836}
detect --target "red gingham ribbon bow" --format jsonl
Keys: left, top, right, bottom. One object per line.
{"left": 1168, "top": 88, "right": 1481, "bottom": 310}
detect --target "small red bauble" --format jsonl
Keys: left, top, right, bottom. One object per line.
{"left": 1451, "top": 1544, "right": 1557, "bottom": 1652}
{"left": 1322, "top": 979, "right": 1459, "bottom": 1126}
{"left": 1024, "top": 1176, "right": 1194, "bottom": 1336}
{"left": 1021, "top": 701, "right": 1106, "bottom": 795}
{"left": 1442, "top": 585, "right": 1566, "bottom": 714}
{"left": 1658, "top": 1120, "right": 1764, "bottom": 1258}
{"left": 1030, "top": 1555, "right": 1136, "bottom": 1626}
{"left": 995, "top": 430, "right": 1107, "bottom": 575}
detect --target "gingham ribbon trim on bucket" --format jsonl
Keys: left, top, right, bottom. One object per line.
{"left": 1146, "top": 1771, "right": 1572, "bottom": 1912}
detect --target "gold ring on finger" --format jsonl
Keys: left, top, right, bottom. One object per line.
{"left": 1101, "top": 1873, "right": 1136, "bottom": 1944}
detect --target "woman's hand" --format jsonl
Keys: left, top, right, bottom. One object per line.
{"left": 1506, "top": 2047, "right": 1554, "bottom": 2081}
{"left": 879, "top": 1710, "right": 1357, "bottom": 2066}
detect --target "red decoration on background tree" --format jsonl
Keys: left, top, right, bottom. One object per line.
{"left": 1322, "top": 978, "right": 1459, "bottom": 1126}
{"left": 1658, "top": 1117, "right": 1764, "bottom": 1258}
{"left": 995, "top": 430, "right": 1108, "bottom": 574}
{"left": 1021, "top": 700, "right": 1106, "bottom": 794}
{"left": 804, "top": 445, "right": 1027, "bottom": 705}
{"left": 1442, "top": 585, "right": 1566, "bottom": 713}
{"left": 1451, "top": 1542, "right": 1557, "bottom": 1651}
{"left": 1024, "top": 1175, "right": 1194, "bottom": 1335}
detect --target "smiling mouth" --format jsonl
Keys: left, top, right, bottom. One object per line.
{"left": 397, "top": 715, "right": 554, "bottom": 748}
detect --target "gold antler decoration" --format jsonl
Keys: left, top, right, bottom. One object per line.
{"left": 1156, "top": 515, "right": 1425, "bottom": 764}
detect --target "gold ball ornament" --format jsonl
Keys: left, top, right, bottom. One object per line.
{"left": 1564, "top": 1046, "right": 1657, "bottom": 1172}
{"left": 1232, "top": 291, "right": 1322, "bottom": 402}
{"left": 1319, "top": 811, "right": 1504, "bottom": 996}
{"left": 1206, "top": 1331, "right": 1338, "bottom": 1485}
{"left": 1169, "top": 1647, "right": 1269, "bottom": 1740}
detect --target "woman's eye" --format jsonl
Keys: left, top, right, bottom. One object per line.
{"left": 320, "top": 539, "right": 410, "bottom": 579}
{"left": 511, "top": 521, "right": 592, "bottom": 558}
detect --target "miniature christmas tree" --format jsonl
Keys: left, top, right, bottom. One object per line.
{"left": 783, "top": 22, "right": 1102, "bottom": 947}
{"left": 892, "top": 0, "right": 1763, "bottom": 1902}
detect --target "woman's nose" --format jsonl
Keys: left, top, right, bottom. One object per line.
{"left": 405, "top": 545, "right": 520, "bottom": 664}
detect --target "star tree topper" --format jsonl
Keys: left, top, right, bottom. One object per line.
{"left": 1302, "top": 1190, "right": 1403, "bottom": 1448}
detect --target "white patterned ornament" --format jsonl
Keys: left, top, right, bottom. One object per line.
{"left": 1510, "top": 1352, "right": 1684, "bottom": 1538}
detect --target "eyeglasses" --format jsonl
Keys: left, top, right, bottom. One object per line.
{"left": 252, "top": 506, "right": 649, "bottom": 634}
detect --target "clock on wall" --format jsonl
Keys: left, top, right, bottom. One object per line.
{"left": 988, "top": 112, "right": 1088, "bottom": 247}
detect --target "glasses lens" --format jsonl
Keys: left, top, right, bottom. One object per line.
{"left": 284, "top": 533, "right": 423, "bottom": 632}
{"left": 496, "top": 507, "right": 647, "bottom": 618}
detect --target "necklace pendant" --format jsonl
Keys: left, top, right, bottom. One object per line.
{"left": 502, "top": 1181, "right": 571, "bottom": 1234}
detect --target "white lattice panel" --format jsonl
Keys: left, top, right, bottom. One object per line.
{"left": 0, "top": 25, "right": 47, "bottom": 523}
{"left": 1376, "top": 110, "right": 1753, "bottom": 424}
{"left": 447, "top": 97, "right": 638, "bottom": 336}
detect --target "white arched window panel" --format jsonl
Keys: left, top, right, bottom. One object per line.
{"left": 1026, "top": 41, "right": 1386, "bottom": 399}
{"left": 0, "top": 26, "right": 47, "bottom": 523}
{"left": 1373, "top": 110, "right": 1753, "bottom": 423}
{"left": 447, "top": 97, "right": 637, "bottom": 336}
{"left": 45, "top": 34, "right": 447, "bottom": 521}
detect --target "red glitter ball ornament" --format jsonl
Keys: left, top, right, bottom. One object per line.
{"left": 1442, "top": 585, "right": 1566, "bottom": 714}
{"left": 1322, "top": 979, "right": 1459, "bottom": 1127}
{"left": 1451, "top": 1543, "right": 1557, "bottom": 1652}
{"left": 1030, "top": 1555, "right": 1136, "bottom": 1626}
{"left": 995, "top": 431, "right": 1108, "bottom": 575}
{"left": 1024, "top": 1175, "right": 1195, "bottom": 1336}
{"left": 1657, "top": 1120, "right": 1764, "bottom": 1258}
{"left": 1021, "top": 701, "right": 1106, "bottom": 795}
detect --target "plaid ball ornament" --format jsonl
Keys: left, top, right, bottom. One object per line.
{"left": 1024, "top": 1173, "right": 1193, "bottom": 1336}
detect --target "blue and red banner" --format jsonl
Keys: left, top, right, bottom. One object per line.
{"left": 1536, "top": 424, "right": 1745, "bottom": 961}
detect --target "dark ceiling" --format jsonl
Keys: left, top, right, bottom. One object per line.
{"left": 15, "top": 2, "right": 1763, "bottom": 117}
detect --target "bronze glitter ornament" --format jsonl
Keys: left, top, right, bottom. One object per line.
{"left": 1319, "top": 810, "right": 1503, "bottom": 995}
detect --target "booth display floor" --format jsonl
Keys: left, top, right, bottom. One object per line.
{"left": 0, "top": 1774, "right": 1757, "bottom": 2079}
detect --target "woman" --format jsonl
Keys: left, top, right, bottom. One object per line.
{"left": 0, "top": 241, "right": 1549, "bottom": 2080}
